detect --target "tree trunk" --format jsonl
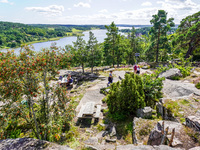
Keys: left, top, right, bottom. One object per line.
{"left": 185, "top": 43, "right": 193, "bottom": 59}
{"left": 156, "top": 28, "right": 160, "bottom": 63}
{"left": 43, "top": 71, "right": 49, "bottom": 140}
{"left": 82, "top": 63, "right": 84, "bottom": 73}
{"left": 30, "top": 97, "right": 40, "bottom": 139}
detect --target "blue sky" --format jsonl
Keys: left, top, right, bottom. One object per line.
{"left": 0, "top": 0, "right": 199, "bottom": 25}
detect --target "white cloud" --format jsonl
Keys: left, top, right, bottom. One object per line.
{"left": 156, "top": 0, "right": 200, "bottom": 23}
{"left": 67, "top": 8, "right": 72, "bottom": 11}
{"left": 0, "top": 0, "right": 13, "bottom": 5}
{"left": 25, "top": 5, "right": 64, "bottom": 16}
{"left": 141, "top": 2, "right": 152, "bottom": 6}
{"left": 99, "top": 9, "right": 108, "bottom": 13}
{"left": 74, "top": 2, "right": 91, "bottom": 8}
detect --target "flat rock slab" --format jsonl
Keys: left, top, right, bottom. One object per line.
{"left": 162, "top": 79, "right": 200, "bottom": 100}
{"left": 84, "top": 137, "right": 99, "bottom": 145}
{"left": 117, "top": 144, "right": 182, "bottom": 150}
{"left": 0, "top": 138, "right": 73, "bottom": 150}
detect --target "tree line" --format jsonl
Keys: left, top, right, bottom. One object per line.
{"left": 67, "top": 10, "right": 200, "bottom": 72}
{"left": 0, "top": 22, "right": 105, "bottom": 48}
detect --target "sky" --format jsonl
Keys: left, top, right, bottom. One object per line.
{"left": 0, "top": 0, "right": 199, "bottom": 25}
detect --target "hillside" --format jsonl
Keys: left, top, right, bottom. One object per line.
{"left": 0, "top": 21, "right": 106, "bottom": 49}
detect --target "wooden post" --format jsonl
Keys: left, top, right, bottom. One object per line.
{"left": 169, "top": 128, "right": 175, "bottom": 146}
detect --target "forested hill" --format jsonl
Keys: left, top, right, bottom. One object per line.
{"left": 0, "top": 21, "right": 105, "bottom": 48}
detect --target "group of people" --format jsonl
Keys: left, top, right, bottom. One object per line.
{"left": 59, "top": 74, "right": 73, "bottom": 87}
{"left": 107, "top": 64, "right": 140, "bottom": 86}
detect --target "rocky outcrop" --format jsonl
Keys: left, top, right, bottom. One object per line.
{"left": 162, "top": 79, "right": 200, "bottom": 100}
{"left": 0, "top": 138, "right": 73, "bottom": 150}
{"left": 116, "top": 144, "right": 183, "bottom": 150}
{"left": 148, "top": 121, "right": 182, "bottom": 147}
{"left": 186, "top": 115, "right": 200, "bottom": 131}
{"left": 158, "top": 68, "right": 182, "bottom": 79}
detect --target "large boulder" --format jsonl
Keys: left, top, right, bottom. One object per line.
{"left": 159, "top": 68, "right": 182, "bottom": 79}
{"left": 116, "top": 144, "right": 182, "bottom": 150}
{"left": 148, "top": 121, "right": 182, "bottom": 146}
{"left": 0, "top": 138, "right": 73, "bottom": 150}
{"left": 162, "top": 79, "right": 200, "bottom": 100}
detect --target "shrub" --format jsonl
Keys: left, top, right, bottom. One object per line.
{"left": 195, "top": 82, "right": 200, "bottom": 89}
{"left": 142, "top": 74, "right": 164, "bottom": 107}
{"left": 106, "top": 72, "right": 164, "bottom": 121}
{"left": 106, "top": 73, "right": 145, "bottom": 120}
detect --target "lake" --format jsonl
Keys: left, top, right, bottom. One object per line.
{"left": 2, "top": 29, "right": 107, "bottom": 54}
{"left": 2, "top": 28, "right": 128, "bottom": 54}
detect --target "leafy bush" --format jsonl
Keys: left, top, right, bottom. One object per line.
{"left": 142, "top": 74, "right": 164, "bottom": 107}
{"left": 195, "top": 82, "right": 200, "bottom": 89}
{"left": 106, "top": 72, "right": 164, "bottom": 121}
{"left": 106, "top": 73, "right": 145, "bottom": 121}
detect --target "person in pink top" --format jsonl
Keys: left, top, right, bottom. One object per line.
{"left": 133, "top": 64, "right": 137, "bottom": 73}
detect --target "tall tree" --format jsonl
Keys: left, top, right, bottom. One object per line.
{"left": 72, "top": 36, "right": 87, "bottom": 73}
{"left": 174, "top": 11, "right": 200, "bottom": 59}
{"left": 87, "top": 31, "right": 99, "bottom": 73}
{"left": 149, "top": 10, "right": 175, "bottom": 63}
{"left": 104, "top": 22, "right": 119, "bottom": 67}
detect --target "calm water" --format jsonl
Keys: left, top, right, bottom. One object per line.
{"left": 1, "top": 28, "right": 128, "bottom": 54}
{"left": 2, "top": 29, "right": 107, "bottom": 54}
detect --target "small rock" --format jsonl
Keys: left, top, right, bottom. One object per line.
{"left": 99, "top": 123, "right": 109, "bottom": 130}
{"left": 86, "top": 129, "right": 94, "bottom": 133}
{"left": 109, "top": 126, "right": 117, "bottom": 137}
{"left": 84, "top": 137, "right": 98, "bottom": 145}
{"left": 190, "top": 104, "right": 198, "bottom": 109}
{"left": 102, "top": 131, "right": 109, "bottom": 137}
{"left": 105, "top": 138, "right": 117, "bottom": 143}
{"left": 84, "top": 145, "right": 99, "bottom": 150}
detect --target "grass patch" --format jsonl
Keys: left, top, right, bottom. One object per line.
{"left": 180, "top": 99, "right": 190, "bottom": 105}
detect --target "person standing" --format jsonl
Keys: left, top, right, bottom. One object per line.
{"left": 108, "top": 71, "right": 113, "bottom": 86}
{"left": 133, "top": 64, "right": 137, "bottom": 74}
{"left": 136, "top": 65, "right": 140, "bottom": 74}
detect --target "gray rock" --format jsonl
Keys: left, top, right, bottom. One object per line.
{"left": 162, "top": 79, "right": 200, "bottom": 100}
{"left": 84, "top": 137, "right": 98, "bottom": 145}
{"left": 86, "top": 129, "right": 94, "bottom": 133}
{"left": 109, "top": 125, "right": 117, "bottom": 137}
{"left": 189, "top": 147, "right": 200, "bottom": 150}
{"left": 117, "top": 144, "right": 154, "bottom": 150}
{"left": 190, "top": 104, "right": 198, "bottom": 109}
{"left": 153, "top": 145, "right": 182, "bottom": 150}
{"left": 137, "top": 107, "right": 152, "bottom": 118}
{"left": 116, "top": 144, "right": 181, "bottom": 150}
{"left": 186, "top": 116, "right": 200, "bottom": 131}
{"left": 0, "top": 138, "right": 73, "bottom": 150}
{"left": 158, "top": 68, "right": 182, "bottom": 79}
{"left": 105, "top": 89, "right": 110, "bottom": 93}
{"left": 84, "top": 145, "right": 99, "bottom": 150}
{"left": 148, "top": 121, "right": 182, "bottom": 146}
{"left": 102, "top": 131, "right": 109, "bottom": 137}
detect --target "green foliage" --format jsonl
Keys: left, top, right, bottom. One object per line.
{"left": 142, "top": 74, "right": 164, "bottom": 107}
{"left": 0, "top": 22, "right": 105, "bottom": 48}
{"left": 106, "top": 73, "right": 145, "bottom": 120}
{"left": 148, "top": 10, "right": 175, "bottom": 62}
{"left": 174, "top": 11, "right": 200, "bottom": 60}
{"left": 0, "top": 46, "right": 75, "bottom": 142}
{"left": 195, "top": 82, "right": 200, "bottom": 89}
{"left": 106, "top": 72, "right": 164, "bottom": 121}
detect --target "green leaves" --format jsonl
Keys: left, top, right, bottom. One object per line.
{"left": 174, "top": 11, "right": 200, "bottom": 60}
{"left": 149, "top": 10, "right": 175, "bottom": 62}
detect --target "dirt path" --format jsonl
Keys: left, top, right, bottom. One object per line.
{"left": 75, "top": 69, "right": 148, "bottom": 113}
